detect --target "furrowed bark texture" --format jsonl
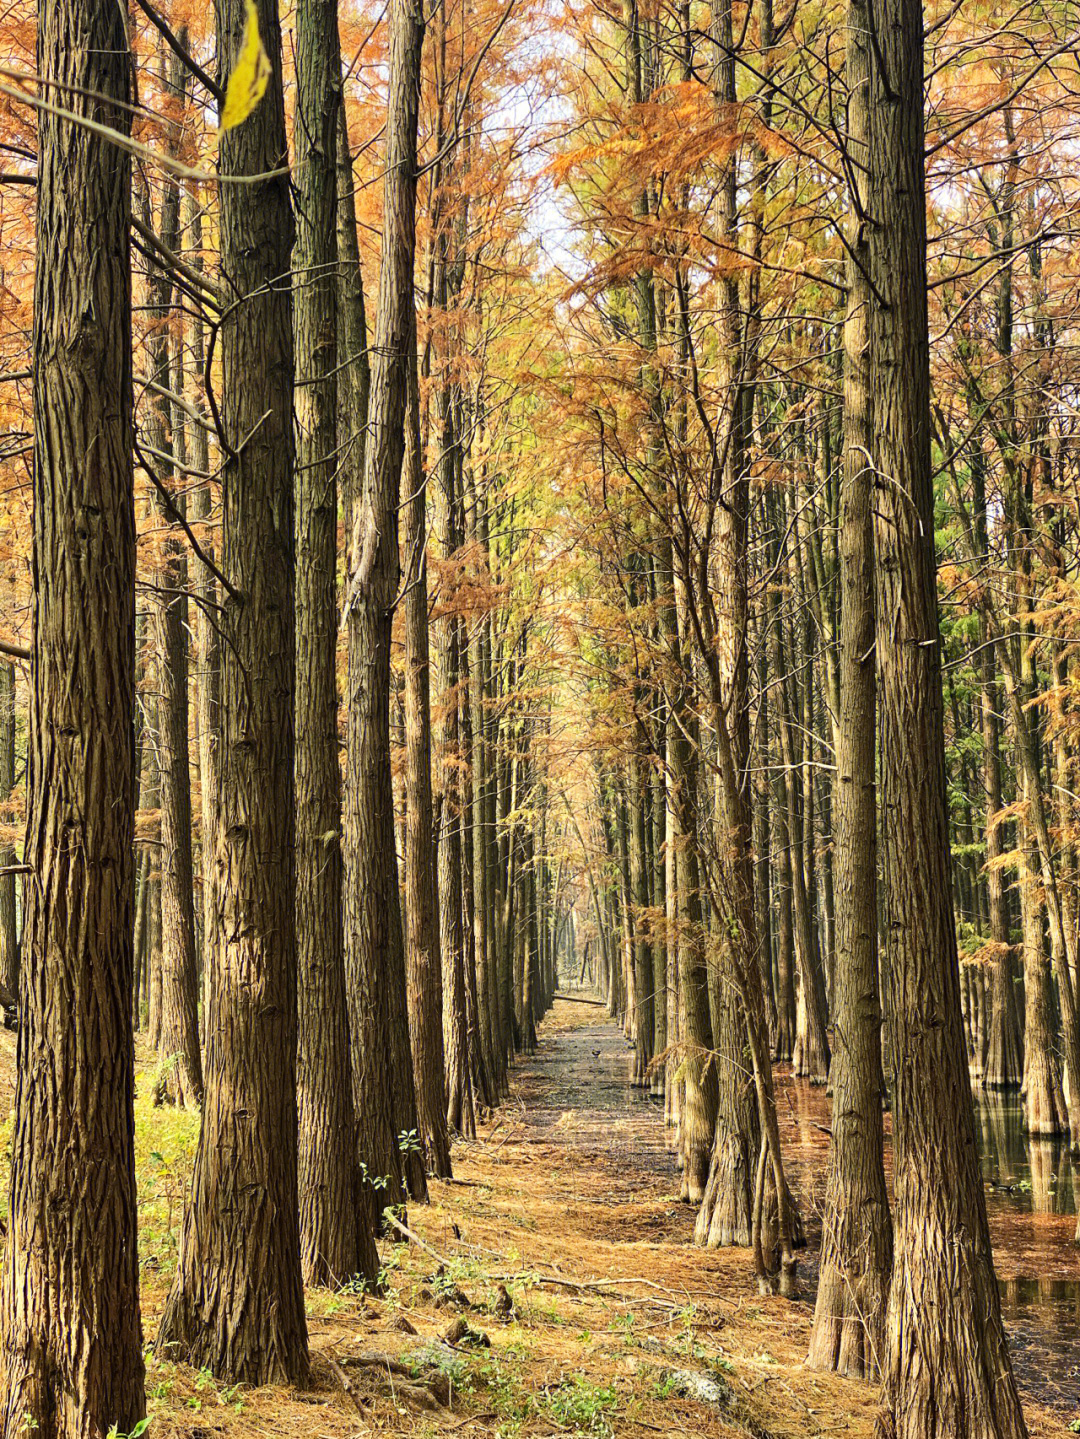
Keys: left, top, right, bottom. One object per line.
{"left": 807, "top": 4, "right": 891, "bottom": 1369}
{"left": 0, "top": 0, "right": 145, "bottom": 1430}
{"left": 344, "top": 0, "right": 429, "bottom": 1219}
{"left": 294, "top": 0, "right": 378, "bottom": 1286}
{"left": 146, "top": 67, "right": 202, "bottom": 1111}
{"left": 403, "top": 320, "right": 453, "bottom": 1177}
{"left": 157, "top": 0, "right": 308, "bottom": 1383}
{"left": 869, "top": 0, "right": 1027, "bottom": 1432}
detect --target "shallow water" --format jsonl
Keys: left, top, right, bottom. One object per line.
{"left": 777, "top": 1072, "right": 1080, "bottom": 1415}
{"left": 972, "top": 1092, "right": 1080, "bottom": 1411}
{"left": 545, "top": 997, "right": 1080, "bottom": 1416}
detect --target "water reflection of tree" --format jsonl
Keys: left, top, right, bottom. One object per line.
{"left": 1028, "top": 1139, "right": 1073, "bottom": 1215}
{"left": 973, "top": 1091, "right": 1075, "bottom": 1214}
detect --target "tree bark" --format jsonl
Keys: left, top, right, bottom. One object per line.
{"left": 808, "top": 16, "right": 891, "bottom": 1368}
{"left": 868, "top": 0, "right": 1027, "bottom": 1428}
{"left": 146, "top": 58, "right": 202, "bottom": 1111}
{"left": 0, "top": 0, "right": 145, "bottom": 1426}
{"left": 185, "top": 191, "right": 220, "bottom": 1020}
{"left": 157, "top": 0, "right": 308, "bottom": 1383}
{"left": 403, "top": 313, "right": 453, "bottom": 1177}
{"left": 343, "top": 0, "right": 429, "bottom": 1220}
{"left": 432, "top": 203, "right": 474, "bottom": 1133}
{"left": 293, "top": 0, "right": 377, "bottom": 1286}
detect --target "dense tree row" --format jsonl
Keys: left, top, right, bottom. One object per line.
{"left": 529, "top": 0, "right": 1080, "bottom": 1434}
{"left": 0, "top": 0, "right": 1076, "bottom": 1436}
{"left": 0, "top": 0, "right": 562, "bottom": 1431}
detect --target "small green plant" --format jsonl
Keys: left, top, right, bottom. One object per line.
{"left": 358, "top": 1162, "right": 389, "bottom": 1193}
{"left": 544, "top": 1377, "right": 618, "bottom": 1438}
{"left": 606, "top": 1310, "right": 637, "bottom": 1344}
{"left": 218, "top": 1384, "right": 245, "bottom": 1414}
{"left": 398, "top": 1128, "right": 423, "bottom": 1158}
{"left": 408, "top": 1343, "right": 469, "bottom": 1389}
{"left": 474, "top": 1355, "right": 531, "bottom": 1435}
{"left": 106, "top": 1421, "right": 149, "bottom": 1439}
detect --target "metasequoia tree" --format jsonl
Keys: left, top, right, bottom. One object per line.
{"left": 144, "top": 45, "right": 202, "bottom": 1112}
{"left": 294, "top": 0, "right": 377, "bottom": 1284}
{"left": 0, "top": 0, "right": 145, "bottom": 1428}
{"left": 344, "top": 0, "right": 428, "bottom": 1215}
{"left": 430, "top": 96, "right": 478, "bottom": 1132}
{"left": 868, "top": 0, "right": 1026, "bottom": 1430}
{"left": 807, "top": 0, "right": 891, "bottom": 1377}
{"left": 157, "top": 0, "right": 309, "bottom": 1382}
{"left": 402, "top": 315, "right": 453, "bottom": 1176}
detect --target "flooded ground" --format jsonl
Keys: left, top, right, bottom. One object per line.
{"left": 547, "top": 992, "right": 1080, "bottom": 1417}
{"left": 774, "top": 1066, "right": 1080, "bottom": 1413}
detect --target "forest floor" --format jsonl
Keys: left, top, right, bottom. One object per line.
{"left": 0, "top": 997, "right": 1074, "bottom": 1439}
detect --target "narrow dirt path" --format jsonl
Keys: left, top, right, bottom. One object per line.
{"left": 171, "top": 994, "right": 1068, "bottom": 1439}
{"left": 509, "top": 995, "right": 688, "bottom": 1232}
{"left": 438, "top": 993, "right": 1068, "bottom": 1437}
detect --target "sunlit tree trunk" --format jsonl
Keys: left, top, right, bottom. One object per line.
{"left": 0, "top": 0, "right": 145, "bottom": 1425}
{"left": 158, "top": 0, "right": 308, "bottom": 1383}
{"left": 186, "top": 192, "right": 220, "bottom": 1017}
{"left": 808, "top": 8, "right": 891, "bottom": 1367}
{"left": 145, "top": 52, "right": 202, "bottom": 1111}
{"left": 403, "top": 317, "right": 453, "bottom": 1176}
{"left": 344, "top": 0, "right": 429, "bottom": 1212}
{"left": 868, "top": 0, "right": 1027, "bottom": 1428}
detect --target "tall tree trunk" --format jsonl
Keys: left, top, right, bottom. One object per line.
{"left": 432, "top": 263, "right": 474, "bottom": 1136}
{"left": 0, "top": 0, "right": 145, "bottom": 1426}
{"left": 780, "top": 631, "right": 830, "bottom": 1082}
{"left": 343, "top": 0, "right": 429, "bottom": 1218}
{"left": 868, "top": 0, "right": 1027, "bottom": 1429}
{"left": 187, "top": 191, "right": 220, "bottom": 1016}
{"left": 336, "top": 100, "right": 370, "bottom": 548}
{"left": 808, "top": 11, "right": 891, "bottom": 1368}
{"left": 158, "top": 0, "right": 308, "bottom": 1383}
{"left": 969, "top": 428, "right": 1022, "bottom": 1089}
{"left": 981, "top": 660, "right": 1022, "bottom": 1089}
{"left": 403, "top": 315, "right": 453, "bottom": 1177}
{"left": 628, "top": 752, "right": 654, "bottom": 1087}
{"left": 650, "top": 727, "right": 668, "bottom": 1099}
{"left": 293, "top": 0, "right": 376, "bottom": 1286}
{"left": 143, "top": 676, "right": 163, "bottom": 1050}
{"left": 147, "top": 57, "right": 202, "bottom": 1111}
{"left": 768, "top": 543, "right": 797, "bottom": 1064}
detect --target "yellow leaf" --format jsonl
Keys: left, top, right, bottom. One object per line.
{"left": 219, "top": 0, "right": 272, "bottom": 135}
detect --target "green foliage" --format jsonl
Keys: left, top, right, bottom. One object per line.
{"left": 471, "top": 1354, "right": 532, "bottom": 1439}
{"left": 398, "top": 1128, "right": 423, "bottom": 1158}
{"left": 543, "top": 1376, "right": 618, "bottom": 1437}
{"left": 309, "top": 1276, "right": 373, "bottom": 1318}
{"left": 182, "top": 1368, "right": 245, "bottom": 1415}
{"left": 409, "top": 1344, "right": 470, "bottom": 1388}
{"left": 133, "top": 1070, "right": 198, "bottom": 1273}
{"left": 106, "top": 1421, "right": 149, "bottom": 1439}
